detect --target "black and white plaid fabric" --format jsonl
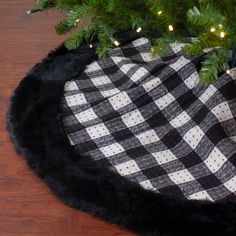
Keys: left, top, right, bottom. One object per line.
{"left": 60, "top": 37, "right": 236, "bottom": 201}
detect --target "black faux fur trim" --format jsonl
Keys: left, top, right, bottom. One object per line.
{"left": 7, "top": 29, "right": 236, "bottom": 235}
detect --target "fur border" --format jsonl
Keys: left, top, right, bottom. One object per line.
{"left": 7, "top": 30, "right": 236, "bottom": 235}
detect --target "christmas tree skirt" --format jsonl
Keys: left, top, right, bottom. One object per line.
{"left": 7, "top": 30, "right": 236, "bottom": 235}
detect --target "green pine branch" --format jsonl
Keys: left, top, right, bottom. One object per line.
{"left": 199, "top": 50, "right": 230, "bottom": 85}
{"left": 35, "top": 0, "right": 56, "bottom": 9}
{"left": 30, "top": 0, "right": 236, "bottom": 85}
{"left": 64, "top": 28, "right": 87, "bottom": 50}
{"left": 151, "top": 34, "right": 178, "bottom": 57}
{"left": 184, "top": 32, "right": 223, "bottom": 55}
{"left": 187, "top": 2, "right": 225, "bottom": 28}
{"left": 55, "top": 17, "right": 75, "bottom": 35}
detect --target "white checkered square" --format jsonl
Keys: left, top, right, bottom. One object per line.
{"left": 224, "top": 176, "right": 236, "bottom": 192}
{"left": 86, "top": 123, "right": 110, "bottom": 139}
{"left": 75, "top": 108, "right": 97, "bottom": 123}
{"left": 188, "top": 191, "right": 213, "bottom": 201}
{"left": 64, "top": 81, "right": 78, "bottom": 91}
{"left": 121, "top": 109, "right": 145, "bottom": 127}
{"left": 170, "top": 43, "right": 186, "bottom": 54}
{"left": 84, "top": 61, "right": 101, "bottom": 72}
{"left": 169, "top": 56, "right": 190, "bottom": 71}
{"left": 170, "top": 111, "right": 191, "bottom": 128}
{"left": 115, "top": 160, "right": 140, "bottom": 176}
{"left": 184, "top": 71, "right": 199, "bottom": 89}
{"left": 227, "top": 68, "right": 236, "bottom": 80}
{"left": 100, "top": 88, "right": 120, "bottom": 98}
{"left": 140, "top": 180, "right": 155, "bottom": 191}
{"left": 132, "top": 37, "right": 149, "bottom": 47}
{"left": 231, "top": 136, "right": 236, "bottom": 142}
{"left": 137, "top": 130, "right": 159, "bottom": 145}
{"left": 65, "top": 93, "right": 87, "bottom": 106}
{"left": 120, "top": 63, "right": 136, "bottom": 74}
{"left": 111, "top": 56, "right": 123, "bottom": 64}
{"left": 91, "top": 75, "right": 111, "bottom": 86}
{"left": 204, "top": 147, "right": 227, "bottom": 173}
{"left": 140, "top": 52, "right": 156, "bottom": 62}
{"left": 68, "top": 136, "right": 75, "bottom": 145}
{"left": 211, "top": 101, "right": 233, "bottom": 122}
{"left": 109, "top": 91, "right": 132, "bottom": 110}
{"left": 100, "top": 143, "right": 124, "bottom": 157}
{"left": 143, "top": 78, "right": 161, "bottom": 92}
{"left": 155, "top": 93, "right": 175, "bottom": 110}
{"left": 130, "top": 67, "right": 148, "bottom": 82}
{"left": 199, "top": 85, "right": 217, "bottom": 104}
{"left": 152, "top": 150, "right": 177, "bottom": 165}
{"left": 183, "top": 126, "right": 204, "bottom": 149}
{"left": 169, "top": 169, "right": 195, "bottom": 184}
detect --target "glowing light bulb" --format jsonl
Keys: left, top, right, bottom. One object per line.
{"left": 114, "top": 40, "right": 120, "bottom": 47}
{"left": 74, "top": 19, "right": 80, "bottom": 27}
{"left": 226, "top": 69, "right": 230, "bottom": 74}
{"left": 157, "top": 11, "right": 162, "bottom": 16}
{"left": 210, "top": 27, "right": 216, "bottom": 32}
{"left": 220, "top": 31, "right": 225, "bottom": 38}
{"left": 89, "top": 44, "right": 93, "bottom": 48}
{"left": 168, "top": 25, "right": 174, "bottom": 31}
{"left": 136, "top": 27, "right": 142, "bottom": 33}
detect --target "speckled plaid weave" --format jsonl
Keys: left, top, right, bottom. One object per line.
{"left": 60, "top": 37, "right": 236, "bottom": 201}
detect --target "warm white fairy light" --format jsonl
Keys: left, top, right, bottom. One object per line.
{"left": 74, "top": 19, "right": 80, "bottom": 27}
{"left": 210, "top": 27, "right": 216, "bottom": 32}
{"left": 114, "top": 40, "right": 120, "bottom": 46}
{"left": 220, "top": 31, "right": 226, "bottom": 38}
{"left": 226, "top": 69, "right": 230, "bottom": 74}
{"left": 219, "top": 24, "right": 223, "bottom": 29}
{"left": 157, "top": 10, "right": 162, "bottom": 16}
{"left": 136, "top": 27, "right": 142, "bottom": 33}
{"left": 168, "top": 25, "right": 174, "bottom": 31}
{"left": 89, "top": 44, "right": 93, "bottom": 48}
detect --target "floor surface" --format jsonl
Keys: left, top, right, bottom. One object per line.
{"left": 0, "top": 1, "right": 134, "bottom": 235}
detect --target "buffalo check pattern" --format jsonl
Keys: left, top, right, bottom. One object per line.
{"left": 60, "top": 37, "right": 236, "bottom": 201}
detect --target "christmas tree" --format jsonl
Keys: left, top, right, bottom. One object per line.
{"left": 28, "top": 0, "right": 236, "bottom": 85}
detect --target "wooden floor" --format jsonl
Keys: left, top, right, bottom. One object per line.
{"left": 0, "top": 1, "right": 134, "bottom": 235}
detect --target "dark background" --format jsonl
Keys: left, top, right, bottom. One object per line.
{"left": 0, "top": 1, "right": 134, "bottom": 235}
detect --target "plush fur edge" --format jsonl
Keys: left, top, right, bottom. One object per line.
{"left": 6, "top": 30, "right": 236, "bottom": 236}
